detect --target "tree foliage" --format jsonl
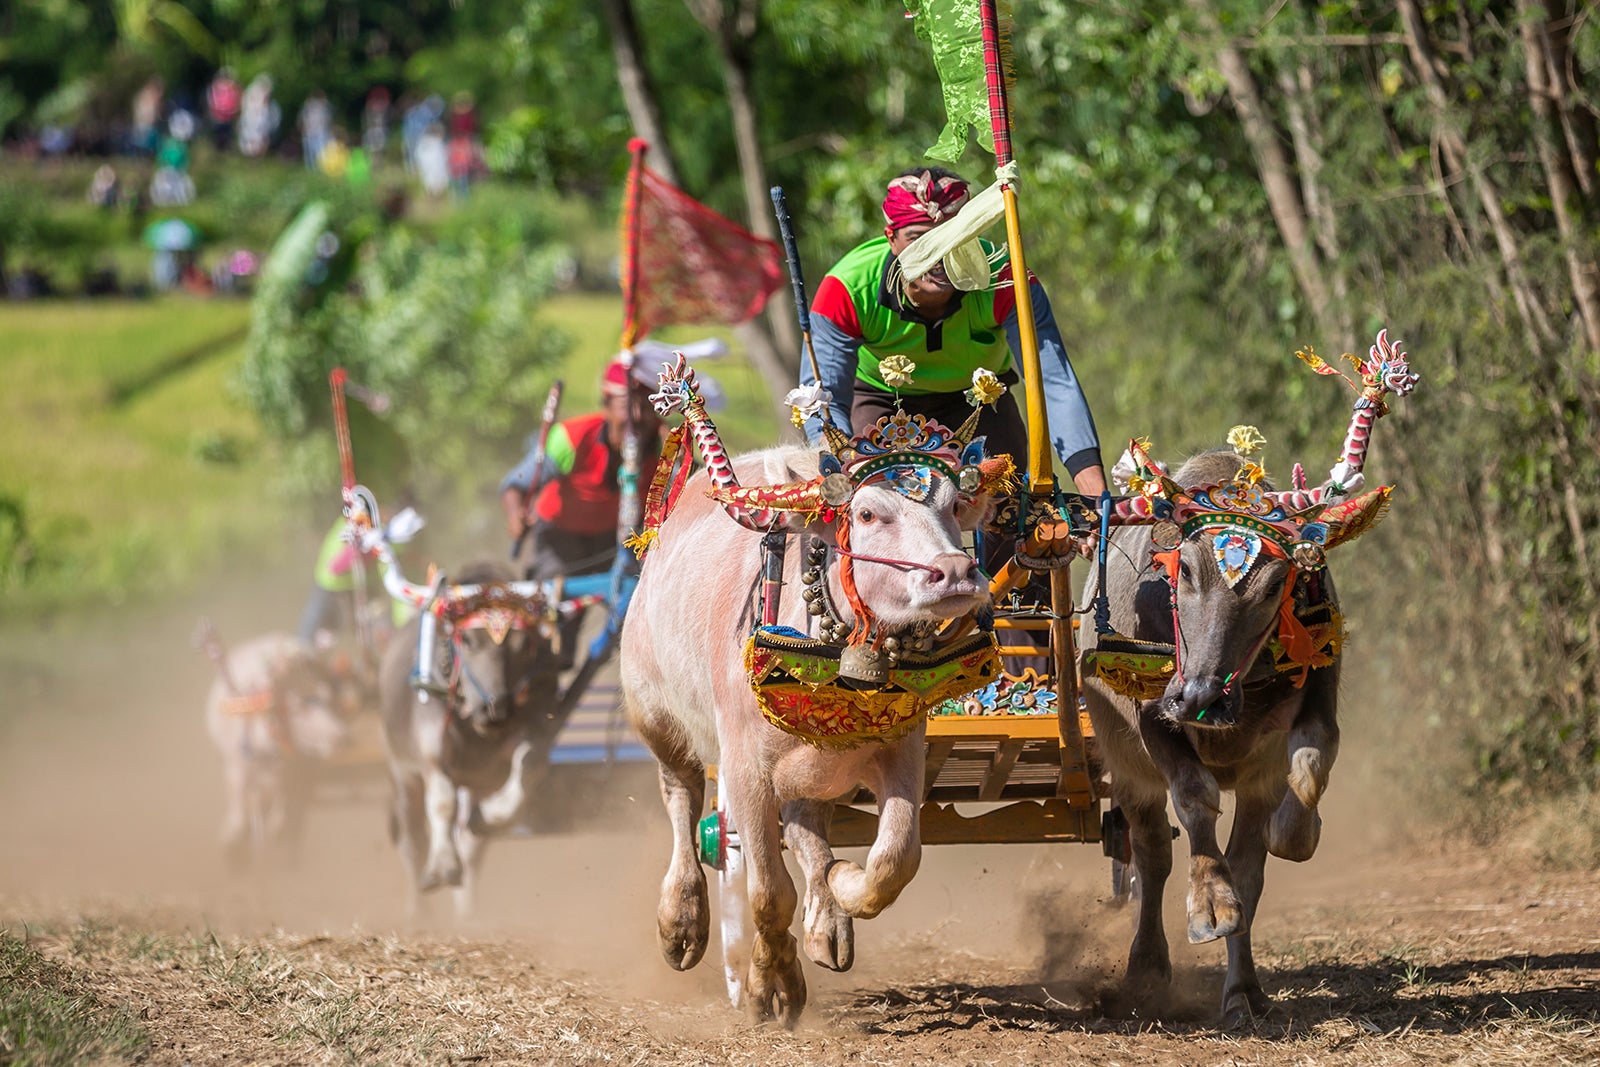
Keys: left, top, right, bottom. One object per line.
{"left": 10, "top": 0, "right": 1600, "bottom": 803}
{"left": 240, "top": 191, "right": 574, "bottom": 496}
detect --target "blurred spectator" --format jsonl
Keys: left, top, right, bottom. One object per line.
{"left": 401, "top": 93, "right": 442, "bottom": 174}
{"left": 131, "top": 77, "right": 164, "bottom": 156}
{"left": 319, "top": 130, "right": 351, "bottom": 179}
{"left": 39, "top": 124, "right": 75, "bottom": 156}
{"left": 211, "top": 249, "right": 259, "bottom": 295}
{"left": 448, "top": 91, "right": 478, "bottom": 138}
{"left": 87, "top": 164, "right": 121, "bottom": 209}
{"left": 299, "top": 91, "right": 332, "bottom": 170}
{"left": 151, "top": 133, "right": 195, "bottom": 206}
{"left": 181, "top": 258, "right": 213, "bottom": 295}
{"left": 237, "top": 74, "right": 279, "bottom": 158}
{"left": 415, "top": 123, "right": 449, "bottom": 199}
{"left": 362, "top": 87, "right": 391, "bottom": 158}
{"left": 206, "top": 68, "right": 242, "bottom": 151}
{"left": 346, "top": 146, "right": 372, "bottom": 189}
{"left": 448, "top": 131, "right": 477, "bottom": 201}
{"left": 151, "top": 249, "right": 180, "bottom": 291}
{"left": 168, "top": 107, "right": 196, "bottom": 144}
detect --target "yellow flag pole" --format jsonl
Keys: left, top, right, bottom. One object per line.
{"left": 978, "top": 1, "right": 1052, "bottom": 490}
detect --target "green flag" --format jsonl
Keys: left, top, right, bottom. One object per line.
{"left": 906, "top": 0, "right": 993, "bottom": 162}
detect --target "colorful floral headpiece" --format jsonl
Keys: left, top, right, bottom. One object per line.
{"left": 712, "top": 368, "right": 1014, "bottom": 517}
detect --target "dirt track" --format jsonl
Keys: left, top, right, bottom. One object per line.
{"left": 3, "top": 581, "right": 1598, "bottom": 1065}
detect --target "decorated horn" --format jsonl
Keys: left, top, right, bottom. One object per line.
{"left": 1267, "top": 327, "right": 1419, "bottom": 510}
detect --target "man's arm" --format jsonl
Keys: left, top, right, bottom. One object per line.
{"left": 999, "top": 278, "right": 1106, "bottom": 495}
{"left": 800, "top": 275, "right": 865, "bottom": 442}
{"left": 497, "top": 423, "right": 576, "bottom": 536}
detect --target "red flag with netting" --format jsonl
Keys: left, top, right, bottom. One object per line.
{"left": 619, "top": 139, "right": 784, "bottom": 348}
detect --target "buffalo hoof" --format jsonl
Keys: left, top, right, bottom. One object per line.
{"left": 1109, "top": 961, "right": 1173, "bottom": 1019}
{"left": 657, "top": 872, "right": 709, "bottom": 971}
{"left": 419, "top": 856, "right": 463, "bottom": 893}
{"left": 1268, "top": 800, "right": 1322, "bottom": 862}
{"left": 1186, "top": 877, "right": 1244, "bottom": 944}
{"left": 803, "top": 892, "right": 854, "bottom": 972}
{"left": 745, "top": 943, "right": 807, "bottom": 1029}
{"left": 1220, "top": 984, "right": 1272, "bottom": 1030}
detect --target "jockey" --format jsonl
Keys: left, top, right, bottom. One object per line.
{"left": 798, "top": 166, "right": 1107, "bottom": 502}
{"left": 499, "top": 357, "right": 667, "bottom": 582}
{"left": 296, "top": 502, "right": 423, "bottom": 644}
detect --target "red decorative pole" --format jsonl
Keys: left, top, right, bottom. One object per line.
{"left": 620, "top": 138, "right": 649, "bottom": 350}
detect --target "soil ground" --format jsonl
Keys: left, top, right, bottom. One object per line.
{"left": 2, "top": 571, "right": 1598, "bottom": 1066}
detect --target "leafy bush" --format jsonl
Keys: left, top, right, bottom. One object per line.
{"left": 240, "top": 196, "right": 574, "bottom": 498}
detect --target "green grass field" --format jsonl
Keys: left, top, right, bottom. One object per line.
{"left": 0, "top": 297, "right": 283, "bottom": 615}
{"left": 0, "top": 292, "right": 781, "bottom": 617}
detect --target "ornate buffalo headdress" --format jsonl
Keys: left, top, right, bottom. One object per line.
{"left": 630, "top": 357, "right": 1011, "bottom": 747}
{"left": 1085, "top": 329, "right": 1419, "bottom": 700}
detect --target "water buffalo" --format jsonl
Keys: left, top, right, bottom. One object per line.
{"left": 378, "top": 560, "right": 563, "bottom": 917}
{"left": 203, "top": 631, "right": 348, "bottom": 867}
{"left": 1081, "top": 332, "right": 1414, "bottom": 1025}
{"left": 1081, "top": 446, "right": 1394, "bottom": 1025}
{"left": 621, "top": 439, "right": 997, "bottom": 1027}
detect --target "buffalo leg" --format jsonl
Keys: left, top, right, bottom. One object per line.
{"left": 453, "top": 787, "right": 486, "bottom": 921}
{"left": 782, "top": 798, "right": 853, "bottom": 972}
{"left": 652, "top": 744, "right": 709, "bottom": 972}
{"left": 388, "top": 774, "right": 430, "bottom": 914}
{"left": 220, "top": 759, "right": 251, "bottom": 868}
{"left": 726, "top": 768, "right": 804, "bottom": 1027}
{"left": 825, "top": 735, "right": 924, "bottom": 919}
{"left": 1118, "top": 785, "right": 1176, "bottom": 1005}
{"left": 419, "top": 769, "right": 464, "bottom": 891}
{"left": 1221, "top": 790, "right": 1275, "bottom": 1026}
{"left": 1140, "top": 714, "right": 1242, "bottom": 944}
{"left": 1270, "top": 666, "right": 1339, "bottom": 862}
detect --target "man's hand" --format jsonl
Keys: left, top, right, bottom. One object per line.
{"left": 500, "top": 487, "right": 528, "bottom": 542}
{"left": 1070, "top": 465, "right": 1109, "bottom": 558}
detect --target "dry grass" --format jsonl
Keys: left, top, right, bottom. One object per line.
{"left": 7, "top": 854, "right": 1599, "bottom": 1067}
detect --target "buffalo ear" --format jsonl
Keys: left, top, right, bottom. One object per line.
{"left": 1323, "top": 485, "right": 1392, "bottom": 548}
{"left": 956, "top": 489, "right": 999, "bottom": 533}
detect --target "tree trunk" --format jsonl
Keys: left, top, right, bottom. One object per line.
{"left": 1184, "top": 0, "right": 1340, "bottom": 347}
{"left": 685, "top": 0, "right": 800, "bottom": 407}
{"left": 598, "top": 0, "right": 682, "bottom": 185}
{"left": 1276, "top": 58, "right": 1356, "bottom": 352}
{"left": 1396, "top": 0, "right": 1557, "bottom": 350}
{"left": 1536, "top": 0, "right": 1598, "bottom": 204}
{"left": 1516, "top": 0, "right": 1600, "bottom": 353}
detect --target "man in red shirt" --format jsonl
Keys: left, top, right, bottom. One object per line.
{"left": 500, "top": 358, "right": 664, "bottom": 582}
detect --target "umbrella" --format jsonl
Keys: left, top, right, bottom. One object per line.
{"left": 142, "top": 218, "right": 200, "bottom": 252}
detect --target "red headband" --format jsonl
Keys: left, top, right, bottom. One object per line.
{"left": 882, "top": 171, "right": 970, "bottom": 232}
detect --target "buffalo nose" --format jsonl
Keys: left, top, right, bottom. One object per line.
{"left": 926, "top": 553, "right": 980, "bottom": 586}
{"left": 1181, "top": 676, "right": 1226, "bottom": 719}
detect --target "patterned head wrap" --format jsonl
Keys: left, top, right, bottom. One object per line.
{"left": 882, "top": 170, "right": 971, "bottom": 231}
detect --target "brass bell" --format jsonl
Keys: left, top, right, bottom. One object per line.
{"left": 838, "top": 643, "right": 889, "bottom": 686}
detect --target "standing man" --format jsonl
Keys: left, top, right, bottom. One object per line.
{"left": 800, "top": 167, "right": 1106, "bottom": 500}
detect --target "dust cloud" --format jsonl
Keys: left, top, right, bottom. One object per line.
{"left": 0, "top": 556, "right": 1416, "bottom": 1026}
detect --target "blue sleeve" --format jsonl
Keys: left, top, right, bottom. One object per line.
{"left": 800, "top": 313, "right": 861, "bottom": 444}
{"left": 1001, "top": 280, "right": 1101, "bottom": 475}
{"left": 499, "top": 439, "right": 558, "bottom": 493}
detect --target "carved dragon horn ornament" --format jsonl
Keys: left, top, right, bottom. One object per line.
{"left": 1102, "top": 328, "right": 1420, "bottom": 585}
